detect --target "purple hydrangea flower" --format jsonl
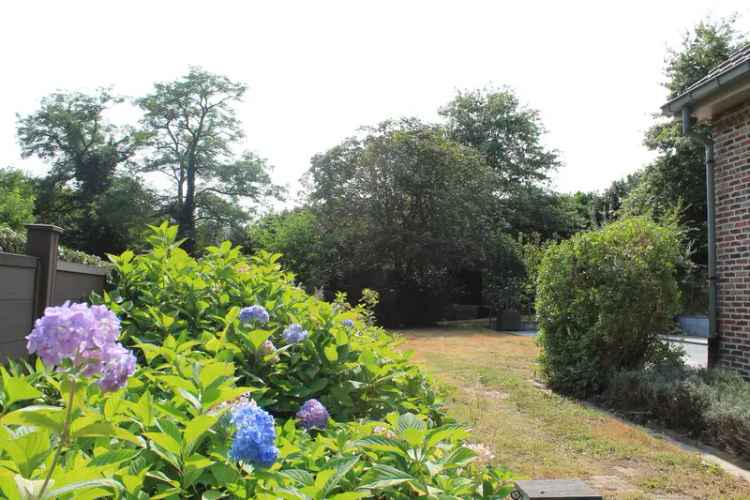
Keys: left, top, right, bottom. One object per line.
{"left": 97, "top": 343, "right": 137, "bottom": 392}
{"left": 26, "top": 302, "right": 136, "bottom": 392}
{"left": 283, "top": 323, "right": 308, "bottom": 344}
{"left": 341, "top": 319, "right": 354, "bottom": 329}
{"left": 239, "top": 305, "right": 270, "bottom": 324}
{"left": 296, "top": 399, "right": 329, "bottom": 430}
{"left": 229, "top": 401, "right": 279, "bottom": 467}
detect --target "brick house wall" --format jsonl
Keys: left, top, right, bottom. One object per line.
{"left": 713, "top": 100, "right": 750, "bottom": 378}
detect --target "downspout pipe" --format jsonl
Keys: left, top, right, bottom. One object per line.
{"left": 682, "top": 107, "right": 719, "bottom": 368}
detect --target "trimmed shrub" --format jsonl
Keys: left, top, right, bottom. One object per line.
{"left": 536, "top": 217, "right": 683, "bottom": 396}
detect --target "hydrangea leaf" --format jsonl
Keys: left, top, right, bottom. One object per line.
{"left": 247, "top": 330, "right": 272, "bottom": 351}
{"left": 0, "top": 368, "right": 42, "bottom": 407}
{"left": 184, "top": 415, "right": 218, "bottom": 455}
{"left": 324, "top": 344, "right": 338, "bottom": 362}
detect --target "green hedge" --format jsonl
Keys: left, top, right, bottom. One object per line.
{"left": 535, "top": 217, "right": 683, "bottom": 396}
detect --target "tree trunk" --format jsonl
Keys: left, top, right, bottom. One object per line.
{"left": 179, "top": 162, "right": 197, "bottom": 254}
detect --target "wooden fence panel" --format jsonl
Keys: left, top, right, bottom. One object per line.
{"left": 0, "top": 253, "right": 38, "bottom": 360}
{"left": 54, "top": 261, "right": 108, "bottom": 305}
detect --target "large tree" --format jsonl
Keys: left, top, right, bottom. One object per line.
{"left": 439, "top": 87, "right": 563, "bottom": 240}
{"left": 17, "top": 89, "right": 145, "bottom": 202}
{"left": 138, "top": 68, "right": 278, "bottom": 252}
{"left": 307, "top": 118, "right": 497, "bottom": 325}
{"left": 16, "top": 90, "right": 156, "bottom": 254}
{"left": 622, "top": 17, "right": 746, "bottom": 266}
{"left": 440, "top": 87, "right": 559, "bottom": 188}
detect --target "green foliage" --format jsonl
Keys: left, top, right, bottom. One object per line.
{"left": 307, "top": 118, "right": 496, "bottom": 326}
{"left": 516, "top": 235, "right": 553, "bottom": 314}
{"left": 664, "top": 16, "right": 745, "bottom": 98}
{"left": 101, "top": 223, "right": 442, "bottom": 421}
{"left": 17, "top": 89, "right": 159, "bottom": 256}
{"left": 536, "top": 217, "right": 684, "bottom": 396}
{"left": 0, "top": 223, "right": 513, "bottom": 498}
{"left": 0, "top": 225, "right": 26, "bottom": 254}
{"left": 0, "top": 168, "right": 35, "bottom": 231}
{"left": 440, "top": 87, "right": 558, "bottom": 187}
{"left": 138, "top": 68, "right": 281, "bottom": 253}
{"left": 16, "top": 89, "right": 146, "bottom": 201}
{"left": 248, "top": 208, "right": 335, "bottom": 289}
{"left": 619, "top": 17, "right": 747, "bottom": 271}
{"left": 482, "top": 232, "right": 525, "bottom": 314}
{"left": 605, "top": 364, "right": 750, "bottom": 460}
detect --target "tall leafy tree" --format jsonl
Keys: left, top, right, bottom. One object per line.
{"left": 623, "top": 17, "right": 746, "bottom": 265}
{"left": 664, "top": 16, "right": 744, "bottom": 98}
{"left": 440, "top": 87, "right": 559, "bottom": 188}
{"left": 16, "top": 90, "right": 155, "bottom": 254}
{"left": 138, "top": 68, "right": 279, "bottom": 252}
{"left": 439, "top": 87, "right": 562, "bottom": 241}
{"left": 307, "top": 118, "right": 496, "bottom": 325}
{"left": 17, "top": 89, "right": 145, "bottom": 202}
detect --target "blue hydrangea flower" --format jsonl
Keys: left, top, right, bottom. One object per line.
{"left": 296, "top": 399, "right": 330, "bottom": 430}
{"left": 283, "top": 323, "right": 308, "bottom": 344}
{"left": 229, "top": 401, "right": 279, "bottom": 467}
{"left": 26, "top": 302, "right": 136, "bottom": 392}
{"left": 341, "top": 319, "right": 354, "bottom": 329}
{"left": 239, "top": 305, "right": 270, "bottom": 324}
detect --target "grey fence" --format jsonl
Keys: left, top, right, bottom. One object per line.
{"left": 0, "top": 225, "right": 109, "bottom": 360}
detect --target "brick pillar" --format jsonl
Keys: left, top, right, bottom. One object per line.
{"left": 25, "top": 224, "right": 63, "bottom": 319}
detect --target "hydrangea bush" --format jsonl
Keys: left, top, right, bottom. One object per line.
{"left": 0, "top": 223, "right": 514, "bottom": 498}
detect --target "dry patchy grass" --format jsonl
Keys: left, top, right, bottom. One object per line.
{"left": 398, "top": 321, "right": 750, "bottom": 499}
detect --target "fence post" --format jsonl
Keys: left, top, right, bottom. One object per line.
{"left": 25, "top": 224, "right": 63, "bottom": 319}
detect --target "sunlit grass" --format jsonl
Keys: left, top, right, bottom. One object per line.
{"left": 398, "top": 323, "right": 750, "bottom": 499}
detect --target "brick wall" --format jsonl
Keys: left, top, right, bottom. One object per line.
{"left": 713, "top": 100, "right": 750, "bottom": 378}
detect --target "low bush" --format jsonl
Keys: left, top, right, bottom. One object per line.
{"left": 604, "top": 364, "right": 750, "bottom": 460}
{"left": 536, "top": 217, "right": 684, "bottom": 396}
{"left": 100, "top": 223, "right": 442, "bottom": 422}
{"left": 0, "top": 223, "right": 513, "bottom": 498}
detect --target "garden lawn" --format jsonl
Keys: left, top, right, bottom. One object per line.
{"left": 398, "top": 321, "right": 750, "bottom": 499}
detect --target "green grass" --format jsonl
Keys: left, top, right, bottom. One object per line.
{"left": 398, "top": 322, "right": 750, "bottom": 499}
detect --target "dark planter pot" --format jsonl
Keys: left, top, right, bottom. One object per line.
{"left": 497, "top": 309, "right": 522, "bottom": 331}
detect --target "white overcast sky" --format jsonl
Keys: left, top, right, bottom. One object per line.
{"left": 1, "top": 0, "right": 748, "bottom": 201}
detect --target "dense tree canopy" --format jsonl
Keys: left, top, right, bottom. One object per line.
{"left": 440, "top": 87, "right": 558, "bottom": 188}
{"left": 16, "top": 90, "right": 157, "bottom": 254}
{"left": 0, "top": 167, "right": 35, "bottom": 230}
{"left": 247, "top": 208, "right": 335, "bottom": 289}
{"left": 10, "top": 69, "right": 280, "bottom": 256}
{"left": 309, "top": 119, "right": 495, "bottom": 273}
{"left": 17, "top": 89, "right": 146, "bottom": 202}
{"left": 306, "top": 118, "right": 497, "bottom": 325}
